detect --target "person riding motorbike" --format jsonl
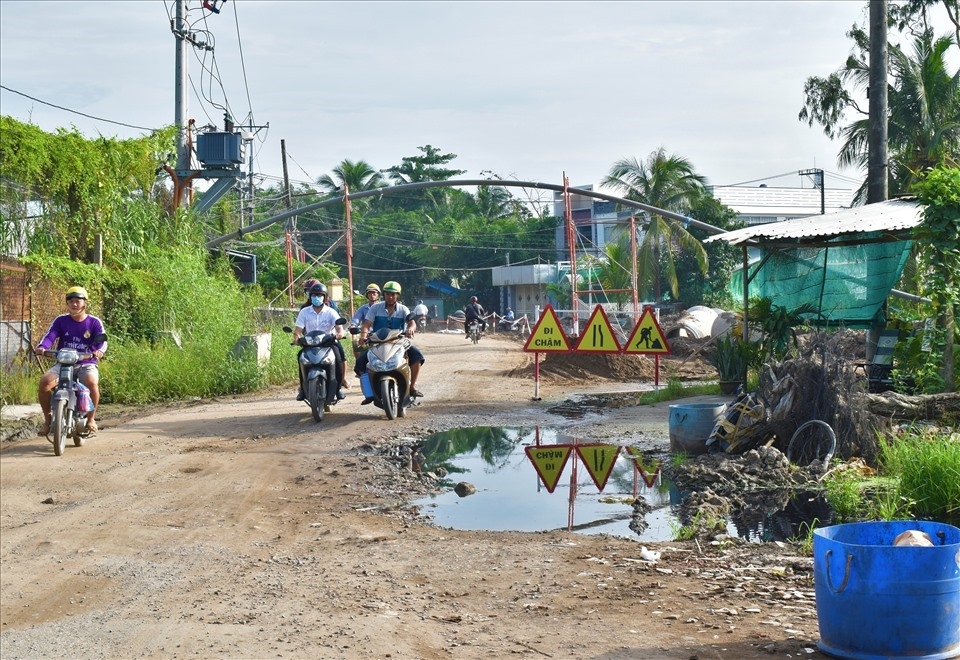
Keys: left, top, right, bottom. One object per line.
{"left": 293, "top": 283, "right": 347, "bottom": 401}
{"left": 499, "top": 307, "right": 516, "bottom": 331}
{"left": 34, "top": 286, "right": 107, "bottom": 436}
{"left": 300, "top": 277, "right": 340, "bottom": 314}
{"left": 463, "top": 296, "right": 487, "bottom": 339}
{"left": 412, "top": 299, "right": 429, "bottom": 330}
{"left": 355, "top": 281, "right": 425, "bottom": 403}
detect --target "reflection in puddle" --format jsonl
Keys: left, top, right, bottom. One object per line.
{"left": 412, "top": 426, "right": 831, "bottom": 543}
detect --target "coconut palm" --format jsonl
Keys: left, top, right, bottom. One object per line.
{"left": 802, "top": 29, "right": 960, "bottom": 202}
{"left": 315, "top": 159, "right": 386, "bottom": 197}
{"left": 602, "top": 148, "right": 709, "bottom": 303}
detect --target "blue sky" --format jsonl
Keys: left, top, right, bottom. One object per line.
{"left": 1, "top": 1, "right": 948, "bottom": 195}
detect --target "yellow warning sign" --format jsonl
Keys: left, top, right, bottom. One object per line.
{"left": 624, "top": 446, "right": 663, "bottom": 487}
{"left": 525, "top": 445, "right": 573, "bottom": 493}
{"left": 573, "top": 305, "right": 622, "bottom": 353}
{"left": 523, "top": 305, "right": 572, "bottom": 353}
{"left": 574, "top": 444, "right": 621, "bottom": 491}
{"left": 624, "top": 307, "right": 671, "bottom": 354}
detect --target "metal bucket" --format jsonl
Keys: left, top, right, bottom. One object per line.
{"left": 814, "top": 520, "right": 960, "bottom": 660}
{"left": 668, "top": 403, "right": 725, "bottom": 455}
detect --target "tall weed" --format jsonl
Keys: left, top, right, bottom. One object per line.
{"left": 881, "top": 429, "right": 960, "bottom": 520}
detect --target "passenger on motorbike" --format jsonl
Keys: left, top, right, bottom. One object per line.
{"left": 356, "top": 280, "right": 426, "bottom": 403}
{"left": 34, "top": 286, "right": 107, "bottom": 436}
{"left": 350, "top": 283, "right": 381, "bottom": 328}
{"left": 463, "top": 296, "right": 487, "bottom": 339}
{"left": 293, "top": 283, "right": 347, "bottom": 401}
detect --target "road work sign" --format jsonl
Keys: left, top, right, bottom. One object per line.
{"left": 573, "top": 306, "right": 622, "bottom": 353}
{"left": 574, "top": 444, "right": 621, "bottom": 490}
{"left": 623, "top": 307, "right": 670, "bottom": 355}
{"left": 523, "top": 305, "right": 571, "bottom": 353}
{"left": 525, "top": 444, "right": 573, "bottom": 493}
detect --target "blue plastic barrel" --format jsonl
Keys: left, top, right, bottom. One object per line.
{"left": 813, "top": 520, "right": 960, "bottom": 660}
{"left": 668, "top": 403, "right": 725, "bottom": 455}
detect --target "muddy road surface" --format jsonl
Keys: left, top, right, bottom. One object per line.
{"left": 1, "top": 331, "right": 825, "bottom": 659}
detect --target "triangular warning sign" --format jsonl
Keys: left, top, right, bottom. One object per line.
{"left": 624, "top": 446, "right": 662, "bottom": 487}
{"left": 574, "top": 444, "right": 621, "bottom": 491}
{"left": 624, "top": 307, "right": 671, "bottom": 354}
{"left": 525, "top": 444, "right": 573, "bottom": 493}
{"left": 573, "top": 305, "right": 622, "bottom": 353}
{"left": 523, "top": 305, "right": 572, "bottom": 353}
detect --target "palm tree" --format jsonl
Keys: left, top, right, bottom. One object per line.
{"left": 803, "top": 28, "right": 960, "bottom": 202}
{"left": 316, "top": 159, "right": 386, "bottom": 197}
{"left": 842, "top": 32, "right": 960, "bottom": 198}
{"left": 602, "top": 148, "right": 709, "bottom": 302}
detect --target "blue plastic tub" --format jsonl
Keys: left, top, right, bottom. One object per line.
{"left": 813, "top": 520, "right": 960, "bottom": 660}
{"left": 668, "top": 403, "right": 725, "bottom": 455}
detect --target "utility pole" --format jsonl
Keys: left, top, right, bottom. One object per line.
{"left": 173, "top": 0, "right": 190, "bottom": 209}
{"left": 799, "top": 168, "right": 825, "bottom": 214}
{"left": 868, "top": 0, "right": 889, "bottom": 203}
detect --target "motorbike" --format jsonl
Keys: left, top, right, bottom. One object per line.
{"left": 351, "top": 315, "right": 419, "bottom": 420}
{"left": 284, "top": 320, "right": 345, "bottom": 422}
{"left": 415, "top": 314, "right": 427, "bottom": 333}
{"left": 465, "top": 318, "right": 482, "bottom": 344}
{"left": 42, "top": 332, "right": 107, "bottom": 456}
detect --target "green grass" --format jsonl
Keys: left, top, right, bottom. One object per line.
{"left": 0, "top": 366, "right": 38, "bottom": 406}
{"left": 880, "top": 428, "right": 960, "bottom": 521}
{"left": 638, "top": 379, "right": 720, "bottom": 404}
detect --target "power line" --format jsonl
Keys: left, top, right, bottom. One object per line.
{"left": 0, "top": 84, "right": 157, "bottom": 132}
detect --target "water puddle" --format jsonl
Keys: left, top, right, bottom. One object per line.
{"left": 412, "top": 426, "right": 831, "bottom": 543}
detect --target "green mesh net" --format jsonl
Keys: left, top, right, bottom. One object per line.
{"left": 729, "top": 235, "right": 913, "bottom": 328}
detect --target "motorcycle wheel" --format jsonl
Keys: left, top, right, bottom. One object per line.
{"left": 471, "top": 328, "right": 480, "bottom": 344}
{"left": 308, "top": 379, "right": 324, "bottom": 422}
{"left": 381, "top": 379, "right": 398, "bottom": 420}
{"left": 52, "top": 398, "right": 68, "bottom": 456}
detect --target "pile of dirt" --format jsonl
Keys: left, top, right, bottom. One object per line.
{"left": 513, "top": 343, "right": 715, "bottom": 383}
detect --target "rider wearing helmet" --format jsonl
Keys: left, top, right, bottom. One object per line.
{"left": 300, "top": 277, "right": 340, "bottom": 313}
{"left": 350, "top": 283, "right": 381, "bottom": 327}
{"left": 356, "top": 280, "right": 426, "bottom": 402}
{"left": 463, "top": 295, "right": 487, "bottom": 338}
{"left": 293, "top": 282, "right": 348, "bottom": 401}
{"left": 34, "top": 286, "right": 108, "bottom": 436}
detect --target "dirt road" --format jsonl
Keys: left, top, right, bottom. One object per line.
{"left": 1, "top": 331, "right": 824, "bottom": 659}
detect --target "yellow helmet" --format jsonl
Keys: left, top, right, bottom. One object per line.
{"left": 382, "top": 281, "right": 401, "bottom": 294}
{"left": 65, "top": 286, "right": 89, "bottom": 301}
{"left": 365, "top": 283, "right": 381, "bottom": 295}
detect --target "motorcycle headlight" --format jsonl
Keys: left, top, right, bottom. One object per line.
{"left": 370, "top": 351, "right": 404, "bottom": 371}
{"left": 56, "top": 348, "right": 80, "bottom": 365}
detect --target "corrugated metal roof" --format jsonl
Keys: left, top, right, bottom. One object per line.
{"left": 704, "top": 199, "right": 922, "bottom": 245}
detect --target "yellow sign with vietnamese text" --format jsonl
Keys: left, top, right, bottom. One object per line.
{"left": 523, "top": 305, "right": 572, "bottom": 353}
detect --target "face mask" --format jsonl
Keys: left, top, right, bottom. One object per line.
{"left": 311, "top": 296, "right": 324, "bottom": 307}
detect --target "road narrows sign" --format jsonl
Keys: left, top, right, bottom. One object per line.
{"left": 523, "top": 305, "right": 571, "bottom": 353}
{"left": 574, "top": 444, "right": 621, "bottom": 491}
{"left": 525, "top": 445, "right": 573, "bottom": 493}
{"left": 573, "top": 305, "right": 622, "bottom": 353}
{"left": 623, "top": 307, "right": 671, "bottom": 354}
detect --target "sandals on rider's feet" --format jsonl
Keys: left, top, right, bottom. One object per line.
{"left": 410, "top": 387, "right": 424, "bottom": 398}
{"left": 87, "top": 420, "right": 99, "bottom": 435}
{"left": 38, "top": 419, "right": 51, "bottom": 436}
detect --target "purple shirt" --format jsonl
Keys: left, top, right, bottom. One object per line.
{"left": 37, "top": 314, "right": 107, "bottom": 365}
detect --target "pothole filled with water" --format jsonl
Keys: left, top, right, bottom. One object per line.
{"left": 412, "top": 426, "right": 833, "bottom": 543}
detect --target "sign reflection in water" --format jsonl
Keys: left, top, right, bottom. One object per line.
{"left": 413, "top": 426, "right": 677, "bottom": 542}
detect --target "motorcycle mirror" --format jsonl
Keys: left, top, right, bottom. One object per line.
{"left": 282, "top": 326, "right": 293, "bottom": 333}
{"left": 404, "top": 312, "right": 416, "bottom": 323}
{"left": 335, "top": 317, "right": 347, "bottom": 326}
{"left": 91, "top": 332, "right": 108, "bottom": 343}
{"left": 348, "top": 326, "right": 361, "bottom": 335}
